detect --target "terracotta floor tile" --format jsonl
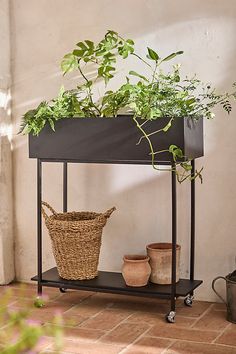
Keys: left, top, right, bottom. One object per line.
{"left": 211, "top": 303, "right": 227, "bottom": 311}
{"left": 6, "top": 297, "right": 36, "bottom": 308}
{"left": 167, "top": 340, "right": 236, "bottom": 354}
{"left": 33, "top": 335, "right": 54, "bottom": 351}
{"left": 127, "top": 311, "right": 196, "bottom": 327}
{"left": 61, "top": 313, "right": 88, "bottom": 327}
{"left": 41, "top": 352, "right": 72, "bottom": 354}
{"left": 124, "top": 336, "right": 173, "bottom": 354}
{"left": 56, "top": 290, "right": 94, "bottom": 304}
{"left": 100, "top": 322, "right": 149, "bottom": 346}
{"left": 12, "top": 298, "right": 74, "bottom": 313}
{"left": 216, "top": 324, "right": 236, "bottom": 346}
{"left": 87, "top": 292, "right": 170, "bottom": 316}
{"left": 9, "top": 286, "right": 60, "bottom": 300}
{"left": 10, "top": 283, "right": 59, "bottom": 293}
{"left": 80, "top": 308, "right": 131, "bottom": 331}
{"left": 67, "top": 296, "right": 113, "bottom": 317}
{"left": 0, "top": 286, "right": 14, "bottom": 296}
{"left": 49, "top": 339, "right": 124, "bottom": 353}
{"left": 148, "top": 324, "right": 219, "bottom": 342}
{"left": 0, "top": 293, "right": 18, "bottom": 308}
{"left": 61, "top": 327, "right": 105, "bottom": 342}
{"left": 28, "top": 309, "right": 86, "bottom": 326}
{"left": 2, "top": 283, "right": 236, "bottom": 354}
{"left": 28, "top": 309, "right": 63, "bottom": 325}
{"left": 193, "top": 308, "right": 229, "bottom": 331}
{"left": 176, "top": 300, "right": 211, "bottom": 317}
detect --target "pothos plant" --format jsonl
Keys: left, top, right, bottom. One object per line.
{"left": 20, "top": 30, "right": 236, "bottom": 182}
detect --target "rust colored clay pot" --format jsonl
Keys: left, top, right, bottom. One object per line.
{"left": 122, "top": 255, "right": 151, "bottom": 287}
{"left": 146, "top": 243, "right": 181, "bottom": 285}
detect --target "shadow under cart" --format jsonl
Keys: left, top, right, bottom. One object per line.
{"left": 29, "top": 115, "right": 204, "bottom": 323}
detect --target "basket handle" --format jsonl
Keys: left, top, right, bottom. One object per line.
{"left": 41, "top": 201, "right": 57, "bottom": 220}
{"left": 103, "top": 207, "right": 116, "bottom": 218}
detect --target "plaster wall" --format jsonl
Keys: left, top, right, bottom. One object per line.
{"left": 11, "top": 0, "right": 236, "bottom": 301}
{"left": 0, "top": 0, "right": 14, "bottom": 284}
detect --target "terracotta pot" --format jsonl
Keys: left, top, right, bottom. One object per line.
{"left": 146, "top": 243, "right": 181, "bottom": 284}
{"left": 122, "top": 255, "right": 151, "bottom": 287}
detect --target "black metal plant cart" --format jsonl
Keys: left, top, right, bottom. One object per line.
{"left": 30, "top": 115, "right": 204, "bottom": 323}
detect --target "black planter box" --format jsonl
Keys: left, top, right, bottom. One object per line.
{"left": 29, "top": 115, "right": 204, "bottom": 164}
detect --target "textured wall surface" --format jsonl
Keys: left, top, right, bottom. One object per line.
{"left": 11, "top": 0, "right": 236, "bottom": 300}
{"left": 0, "top": 0, "right": 14, "bottom": 284}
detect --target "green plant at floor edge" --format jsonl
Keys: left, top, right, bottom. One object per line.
{"left": 0, "top": 288, "right": 63, "bottom": 354}
{"left": 20, "top": 30, "right": 236, "bottom": 182}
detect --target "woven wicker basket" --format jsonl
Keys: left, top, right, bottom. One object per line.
{"left": 42, "top": 202, "right": 116, "bottom": 280}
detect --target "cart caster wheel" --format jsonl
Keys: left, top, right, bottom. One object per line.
{"left": 59, "top": 288, "right": 67, "bottom": 293}
{"left": 184, "top": 295, "right": 194, "bottom": 307}
{"left": 165, "top": 311, "right": 176, "bottom": 323}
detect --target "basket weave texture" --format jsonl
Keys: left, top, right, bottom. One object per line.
{"left": 42, "top": 202, "right": 116, "bottom": 280}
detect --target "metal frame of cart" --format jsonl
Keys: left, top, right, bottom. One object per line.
{"left": 32, "top": 157, "right": 202, "bottom": 323}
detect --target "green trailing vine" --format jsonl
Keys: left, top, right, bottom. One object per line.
{"left": 20, "top": 30, "right": 236, "bottom": 182}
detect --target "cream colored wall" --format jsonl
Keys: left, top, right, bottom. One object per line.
{"left": 0, "top": 0, "right": 14, "bottom": 284}
{"left": 11, "top": 0, "right": 236, "bottom": 301}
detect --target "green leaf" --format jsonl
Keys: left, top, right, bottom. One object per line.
{"left": 106, "top": 30, "right": 118, "bottom": 36}
{"left": 169, "top": 144, "right": 184, "bottom": 161}
{"left": 76, "top": 41, "right": 87, "bottom": 50}
{"left": 61, "top": 53, "right": 78, "bottom": 75}
{"left": 181, "top": 162, "right": 192, "bottom": 171}
{"left": 163, "top": 118, "right": 173, "bottom": 132}
{"left": 73, "top": 49, "right": 84, "bottom": 57}
{"left": 122, "top": 50, "right": 129, "bottom": 59}
{"left": 129, "top": 70, "right": 148, "bottom": 82}
{"left": 147, "top": 47, "right": 159, "bottom": 61}
{"left": 86, "top": 80, "right": 93, "bottom": 88}
{"left": 162, "top": 51, "right": 184, "bottom": 62}
{"left": 83, "top": 57, "right": 90, "bottom": 63}
{"left": 85, "top": 40, "right": 94, "bottom": 50}
{"left": 105, "top": 66, "right": 115, "bottom": 73}
{"left": 185, "top": 98, "right": 196, "bottom": 106}
{"left": 34, "top": 297, "right": 45, "bottom": 308}
{"left": 126, "top": 39, "right": 134, "bottom": 45}
{"left": 58, "top": 85, "right": 65, "bottom": 97}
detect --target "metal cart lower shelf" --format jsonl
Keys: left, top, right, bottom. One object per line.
{"left": 32, "top": 267, "right": 202, "bottom": 299}
{"left": 34, "top": 158, "right": 202, "bottom": 323}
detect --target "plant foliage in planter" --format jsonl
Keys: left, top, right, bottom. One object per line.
{"left": 21, "top": 30, "right": 236, "bottom": 182}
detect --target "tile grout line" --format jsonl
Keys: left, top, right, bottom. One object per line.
{"left": 62, "top": 292, "right": 97, "bottom": 315}
{"left": 44, "top": 300, "right": 227, "bottom": 351}
{"left": 188, "top": 303, "right": 213, "bottom": 328}
{"left": 148, "top": 336, "right": 236, "bottom": 348}
{"left": 161, "top": 339, "right": 177, "bottom": 354}
{"left": 118, "top": 324, "right": 153, "bottom": 354}
{"left": 95, "top": 311, "right": 148, "bottom": 346}
{"left": 74, "top": 303, "right": 128, "bottom": 329}
{"left": 5, "top": 285, "right": 236, "bottom": 352}
{"left": 211, "top": 322, "right": 232, "bottom": 344}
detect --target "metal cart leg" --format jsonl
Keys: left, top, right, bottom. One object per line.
{"left": 60, "top": 162, "right": 68, "bottom": 294}
{"left": 190, "top": 159, "right": 195, "bottom": 284}
{"left": 184, "top": 159, "right": 195, "bottom": 307}
{"left": 37, "top": 159, "right": 42, "bottom": 296}
{"left": 63, "top": 162, "right": 68, "bottom": 213}
{"left": 166, "top": 164, "right": 177, "bottom": 323}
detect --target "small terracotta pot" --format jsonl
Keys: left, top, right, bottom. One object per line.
{"left": 147, "top": 243, "right": 181, "bottom": 285}
{"left": 122, "top": 255, "right": 151, "bottom": 287}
